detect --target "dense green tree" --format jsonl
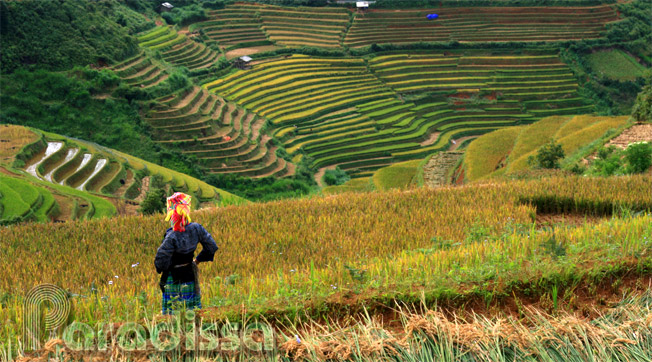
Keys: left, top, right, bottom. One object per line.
{"left": 534, "top": 142, "right": 565, "bottom": 169}
{"left": 632, "top": 76, "right": 652, "bottom": 123}
{"left": 139, "top": 188, "right": 167, "bottom": 215}
{"left": 625, "top": 142, "right": 652, "bottom": 174}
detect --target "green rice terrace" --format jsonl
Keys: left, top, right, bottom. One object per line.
{"left": 0, "top": 0, "right": 651, "bottom": 361}
{"left": 205, "top": 51, "right": 591, "bottom": 177}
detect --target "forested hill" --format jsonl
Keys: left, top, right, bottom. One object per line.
{"left": 0, "top": 0, "right": 151, "bottom": 74}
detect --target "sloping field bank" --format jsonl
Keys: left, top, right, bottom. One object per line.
{"left": 464, "top": 115, "right": 631, "bottom": 181}
{"left": 1, "top": 176, "right": 651, "bottom": 355}
{"left": 206, "top": 52, "right": 590, "bottom": 176}
{"left": 345, "top": 4, "right": 618, "bottom": 47}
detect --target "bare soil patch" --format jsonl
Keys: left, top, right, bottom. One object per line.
{"left": 113, "top": 169, "right": 134, "bottom": 198}
{"left": 419, "top": 132, "right": 440, "bottom": 146}
{"left": 422, "top": 151, "right": 463, "bottom": 188}
{"left": 51, "top": 194, "right": 74, "bottom": 221}
{"left": 225, "top": 46, "right": 281, "bottom": 60}
{"left": 607, "top": 124, "right": 652, "bottom": 149}
{"left": 134, "top": 176, "right": 151, "bottom": 203}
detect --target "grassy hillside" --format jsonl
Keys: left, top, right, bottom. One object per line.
{"left": 463, "top": 115, "right": 632, "bottom": 181}
{"left": 585, "top": 49, "right": 648, "bottom": 81}
{"left": 0, "top": 124, "right": 243, "bottom": 225}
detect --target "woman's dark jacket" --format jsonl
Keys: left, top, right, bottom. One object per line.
{"left": 154, "top": 222, "right": 218, "bottom": 290}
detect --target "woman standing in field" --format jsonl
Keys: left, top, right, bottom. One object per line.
{"left": 154, "top": 192, "right": 218, "bottom": 314}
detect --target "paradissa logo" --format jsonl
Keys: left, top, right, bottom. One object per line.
{"left": 63, "top": 313, "right": 277, "bottom": 354}
{"left": 24, "top": 284, "right": 277, "bottom": 355}
{"left": 23, "top": 284, "right": 71, "bottom": 351}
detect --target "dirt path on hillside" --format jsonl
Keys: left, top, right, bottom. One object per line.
{"left": 134, "top": 176, "right": 150, "bottom": 203}
{"left": 419, "top": 132, "right": 440, "bottom": 146}
{"left": 315, "top": 165, "right": 336, "bottom": 187}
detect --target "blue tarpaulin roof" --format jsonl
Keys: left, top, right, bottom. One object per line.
{"left": 426, "top": 14, "right": 439, "bottom": 20}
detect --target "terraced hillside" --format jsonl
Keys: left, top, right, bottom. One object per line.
{"left": 193, "top": 3, "right": 349, "bottom": 51}
{"left": 195, "top": 3, "right": 618, "bottom": 50}
{"left": 192, "top": 6, "right": 270, "bottom": 51}
{"left": 344, "top": 5, "right": 618, "bottom": 47}
{"left": 0, "top": 124, "right": 242, "bottom": 224}
{"left": 205, "top": 52, "right": 591, "bottom": 177}
{"left": 142, "top": 86, "right": 292, "bottom": 178}
{"left": 136, "top": 26, "right": 220, "bottom": 70}
{"left": 253, "top": 4, "right": 350, "bottom": 48}
{"left": 115, "top": 3, "right": 636, "bottom": 182}
{"left": 110, "top": 52, "right": 168, "bottom": 89}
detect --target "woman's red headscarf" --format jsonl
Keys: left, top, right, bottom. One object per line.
{"left": 165, "top": 192, "right": 192, "bottom": 232}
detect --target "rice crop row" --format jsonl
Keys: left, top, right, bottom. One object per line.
{"left": 136, "top": 27, "right": 219, "bottom": 71}
{"left": 345, "top": 5, "right": 617, "bottom": 47}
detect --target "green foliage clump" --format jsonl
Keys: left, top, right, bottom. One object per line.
{"left": 632, "top": 77, "right": 652, "bottom": 124}
{"left": 161, "top": 4, "right": 208, "bottom": 26}
{"left": 203, "top": 174, "right": 314, "bottom": 202}
{"left": 587, "top": 143, "right": 651, "bottom": 176}
{"left": 624, "top": 142, "right": 652, "bottom": 174}
{"left": 323, "top": 168, "right": 350, "bottom": 186}
{"left": 532, "top": 142, "right": 565, "bottom": 169}
{"left": 139, "top": 187, "right": 167, "bottom": 215}
{"left": 0, "top": 0, "right": 150, "bottom": 74}
{"left": 203, "top": 156, "right": 316, "bottom": 201}
{"left": 591, "top": 146, "right": 623, "bottom": 176}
